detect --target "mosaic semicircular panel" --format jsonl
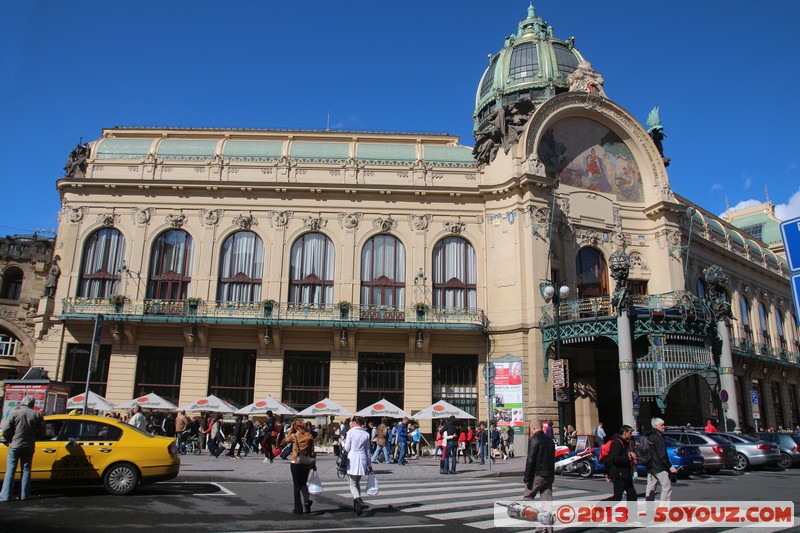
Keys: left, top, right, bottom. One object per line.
{"left": 537, "top": 117, "right": 644, "bottom": 202}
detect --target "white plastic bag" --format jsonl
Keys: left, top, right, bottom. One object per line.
{"left": 308, "top": 470, "right": 323, "bottom": 494}
{"left": 366, "top": 473, "right": 379, "bottom": 496}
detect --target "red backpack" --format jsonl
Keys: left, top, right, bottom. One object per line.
{"left": 598, "top": 439, "right": 616, "bottom": 464}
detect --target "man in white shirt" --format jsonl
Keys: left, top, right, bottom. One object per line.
{"left": 129, "top": 406, "right": 147, "bottom": 431}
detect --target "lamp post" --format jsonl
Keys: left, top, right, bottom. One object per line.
{"left": 541, "top": 281, "right": 570, "bottom": 445}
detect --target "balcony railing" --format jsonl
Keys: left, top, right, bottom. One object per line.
{"left": 61, "top": 298, "right": 486, "bottom": 330}
{"left": 732, "top": 336, "right": 800, "bottom": 365}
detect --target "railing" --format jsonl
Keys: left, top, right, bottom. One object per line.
{"left": 731, "top": 335, "right": 800, "bottom": 365}
{"left": 61, "top": 298, "right": 486, "bottom": 329}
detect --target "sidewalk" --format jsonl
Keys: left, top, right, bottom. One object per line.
{"left": 175, "top": 450, "right": 525, "bottom": 483}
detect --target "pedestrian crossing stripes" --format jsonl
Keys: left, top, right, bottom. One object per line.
{"left": 323, "top": 477, "right": 597, "bottom": 529}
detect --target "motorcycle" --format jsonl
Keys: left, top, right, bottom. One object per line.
{"left": 554, "top": 446, "right": 595, "bottom": 478}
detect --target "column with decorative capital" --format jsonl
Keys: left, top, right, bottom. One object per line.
{"left": 610, "top": 251, "right": 636, "bottom": 429}
{"left": 705, "top": 265, "right": 740, "bottom": 431}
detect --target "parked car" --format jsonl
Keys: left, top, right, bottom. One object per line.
{"left": 753, "top": 432, "right": 800, "bottom": 469}
{"left": 587, "top": 435, "right": 704, "bottom": 477}
{"left": 664, "top": 429, "right": 736, "bottom": 473}
{"left": 712, "top": 432, "right": 781, "bottom": 471}
{"left": 0, "top": 413, "right": 180, "bottom": 495}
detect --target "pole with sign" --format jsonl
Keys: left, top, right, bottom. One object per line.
{"left": 83, "top": 314, "right": 104, "bottom": 413}
{"left": 720, "top": 389, "right": 729, "bottom": 431}
{"left": 483, "top": 362, "right": 496, "bottom": 471}
{"left": 750, "top": 388, "right": 760, "bottom": 430}
{"left": 780, "top": 217, "right": 800, "bottom": 326}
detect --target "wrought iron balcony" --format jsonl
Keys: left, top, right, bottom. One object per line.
{"left": 731, "top": 335, "right": 800, "bottom": 366}
{"left": 60, "top": 298, "right": 487, "bottom": 331}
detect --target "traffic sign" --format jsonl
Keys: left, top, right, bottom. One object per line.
{"left": 551, "top": 359, "right": 569, "bottom": 389}
{"left": 632, "top": 390, "right": 640, "bottom": 410}
{"left": 780, "top": 216, "right": 800, "bottom": 272}
{"left": 719, "top": 389, "right": 729, "bottom": 403}
{"left": 791, "top": 274, "right": 800, "bottom": 327}
{"left": 751, "top": 389, "right": 760, "bottom": 420}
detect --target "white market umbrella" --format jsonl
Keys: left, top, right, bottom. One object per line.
{"left": 354, "top": 398, "right": 410, "bottom": 419}
{"left": 179, "top": 394, "right": 237, "bottom": 414}
{"left": 67, "top": 391, "right": 116, "bottom": 411}
{"left": 297, "top": 397, "right": 353, "bottom": 417}
{"left": 236, "top": 396, "right": 297, "bottom": 416}
{"left": 413, "top": 400, "right": 476, "bottom": 420}
{"left": 118, "top": 392, "right": 178, "bottom": 410}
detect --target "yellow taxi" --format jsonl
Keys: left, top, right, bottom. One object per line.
{"left": 0, "top": 413, "right": 180, "bottom": 495}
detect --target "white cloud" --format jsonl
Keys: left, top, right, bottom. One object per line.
{"left": 719, "top": 199, "right": 761, "bottom": 219}
{"left": 743, "top": 176, "right": 752, "bottom": 189}
{"left": 775, "top": 188, "right": 800, "bottom": 220}
{"left": 711, "top": 183, "right": 723, "bottom": 190}
{"left": 786, "top": 162, "right": 797, "bottom": 173}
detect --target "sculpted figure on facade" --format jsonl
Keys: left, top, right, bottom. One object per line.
{"left": 199, "top": 209, "right": 222, "bottom": 226}
{"left": 472, "top": 97, "right": 536, "bottom": 165}
{"left": 233, "top": 213, "right": 257, "bottom": 229}
{"left": 443, "top": 220, "right": 466, "bottom": 235}
{"left": 267, "top": 210, "right": 293, "bottom": 228}
{"left": 43, "top": 258, "right": 61, "bottom": 298}
{"left": 63, "top": 141, "right": 90, "bottom": 178}
{"left": 609, "top": 250, "right": 632, "bottom": 315}
{"left": 97, "top": 213, "right": 118, "bottom": 227}
{"left": 704, "top": 265, "right": 732, "bottom": 322}
{"left": 304, "top": 215, "right": 326, "bottom": 231}
{"left": 166, "top": 213, "right": 187, "bottom": 228}
{"left": 134, "top": 208, "right": 153, "bottom": 225}
{"left": 67, "top": 206, "right": 84, "bottom": 223}
{"left": 338, "top": 212, "right": 363, "bottom": 230}
{"left": 567, "top": 60, "right": 606, "bottom": 97}
{"left": 372, "top": 216, "right": 398, "bottom": 234}
{"left": 408, "top": 214, "right": 432, "bottom": 231}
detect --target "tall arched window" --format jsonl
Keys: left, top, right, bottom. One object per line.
{"left": 147, "top": 230, "right": 193, "bottom": 300}
{"left": 739, "top": 295, "right": 752, "bottom": 342}
{"left": 576, "top": 247, "right": 608, "bottom": 298}
{"left": 695, "top": 278, "right": 706, "bottom": 299}
{"left": 78, "top": 228, "right": 125, "bottom": 298}
{"left": 360, "top": 235, "right": 405, "bottom": 307}
{"left": 217, "top": 231, "right": 264, "bottom": 303}
{"left": 776, "top": 310, "right": 786, "bottom": 350}
{"left": 1, "top": 267, "right": 23, "bottom": 300}
{"left": 289, "top": 233, "right": 334, "bottom": 304}
{"left": 432, "top": 237, "right": 477, "bottom": 309}
{"left": 758, "top": 301, "right": 770, "bottom": 346}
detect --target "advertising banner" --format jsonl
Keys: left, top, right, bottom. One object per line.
{"left": 492, "top": 360, "right": 524, "bottom": 428}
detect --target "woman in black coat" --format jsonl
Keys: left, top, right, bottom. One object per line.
{"left": 604, "top": 425, "right": 637, "bottom": 501}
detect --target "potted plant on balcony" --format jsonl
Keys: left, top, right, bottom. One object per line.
{"left": 186, "top": 297, "right": 203, "bottom": 316}
{"left": 109, "top": 294, "right": 127, "bottom": 313}
{"left": 338, "top": 300, "right": 351, "bottom": 320}
{"left": 262, "top": 299, "right": 276, "bottom": 317}
{"left": 415, "top": 301, "right": 429, "bottom": 320}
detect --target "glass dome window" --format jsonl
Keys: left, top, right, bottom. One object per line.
{"left": 479, "top": 56, "right": 498, "bottom": 98}
{"left": 509, "top": 42, "right": 539, "bottom": 80}
{"left": 553, "top": 43, "right": 579, "bottom": 77}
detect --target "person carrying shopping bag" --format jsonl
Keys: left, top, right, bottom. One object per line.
{"left": 282, "top": 419, "right": 316, "bottom": 514}
{"left": 344, "top": 416, "right": 372, "bottom": 515}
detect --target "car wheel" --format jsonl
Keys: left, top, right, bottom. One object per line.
{"left": 704, "top": 467, "right": 721, "bottom": 474}
{"left": 734, "top": 453, "right": 749, "bottom": 472}
{"left": 103, "top": 462, "right": 140, "bottom": 496}
{"left": 575, "top": 459, "right": 594, "bottom": 478}
{"left": 777, "top": 453, "right": 792, "bottom": 469}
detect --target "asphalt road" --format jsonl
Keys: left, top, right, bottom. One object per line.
{"left": 1, "top": 458, "right": 799, "bottom": 532}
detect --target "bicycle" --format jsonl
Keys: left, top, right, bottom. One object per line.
{"left": 336, "top": 449, "right": 348, "bottom": 480}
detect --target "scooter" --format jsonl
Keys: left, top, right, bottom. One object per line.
{"left": 554, "top": 447, "right": 595, "bottom": 478}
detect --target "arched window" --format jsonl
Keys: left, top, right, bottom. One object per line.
{"left": 576, "top": 247, "right": 608, "bottom": 298}
{"left": 360, "top": 235, "right": 405, "bottom": 307}
{"left": 217, "top": 231, "right": 264, "bottom": 303}
{"left": 695, "top": 278, "right": 706, "bottom": 299}
{"left": 739, "top": 295, "right": 752, "bottom": 342}
{"left": 1, "top": 267, "right": 23, "bottom": 300}
{"left": 776, "top": 310, "right": 787, "bottom": 350}
{"left": 147, "top": 230, "right": 193, "bottom": 300}
{"left": 289, "top": 233, "right": 334, "bottom": 304}
{"left": 432, "top": 237, "right": 477, "bottom": 309}
{"left": 78, "top": 228, "right": 125, "bottom": 299}
{"left": 758, "top": 302, "right": 770, "bottom": 346}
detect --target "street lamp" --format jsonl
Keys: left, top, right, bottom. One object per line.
{"left": 541, "top": 280, "right": 570, "bottom": 445}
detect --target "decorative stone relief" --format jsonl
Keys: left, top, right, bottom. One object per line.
{"left": 97, "top": 213, "right": 119, "bottom": 227}
{"left": 337, "top": 212, "right": 363, "bottom": 229}
{"left": 613, "top": 206, "right": 622, "bottom": 229}
{"left": 612, "top": 232, "right": 628, "bottom": 248}
{"left": 199, "top": 209, "right": 222, "bottom": 226}
{"left": 443, "top": 221, "right": 466, "bottom": 235}
{"left": 567, "top": 60, "right": 606, "bottom": 97}
{"left": 233, "top": 213, "right": 258, "bottom": 229}
{"left": 67, "top": 206, "right": 85, "bottom": 223}
{"left": 577, "top": 229, "right": 601, "bottom": 247}
{"left": 525, "top": 153, "right": 545, "bottom": 176}
{"left": 660, "top": 183, "right": 676, "bottom": 202}
{"left": 304, "top": 215, "right": 326, "bottom": 231}
{"left": 629, "top": 251, "right": 647, "bottom": 271}
{"left": 408, "top": 214, "right": 432, "bottom": 231}
{"left": 372, "top": 216, "right": 398, "bottom": 233}
{"left": 166, "top": 213, "right": 187, "bottom": 228}
{"left": 267, "top": 210, "right": 293, "bottom": 228}
{"left": 133, "top": 208, "right": 153, "bottom": 225}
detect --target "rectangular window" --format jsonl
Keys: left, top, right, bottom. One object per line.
{"left": 788, "top": 384, "right": 799, "bottom": 428}
{"left": 771, "top": 381, "right": 785, "bottom": 429}
{"left": 135, "top": 346, "right": 183, "bottom": 406}
{"left": 282, "top": 351, "right": 330, "bottom": 411}
{"left": 357, "top": 353, "right": 404, "bottom": 411}
{"left": 62, "top": 344, "right": 112, "bottom": 397}
{"left": 628, "top": 280, "right": 648, "bottom": 297}
{"left": 432, "top": 354, "right": 478, "bottom": 418}
{"left": 208, "top": 348, "right": 256, "bottom": 407}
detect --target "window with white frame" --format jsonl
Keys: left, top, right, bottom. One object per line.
{"left": 0, "top": 331, "right": 18, "bottom": 358}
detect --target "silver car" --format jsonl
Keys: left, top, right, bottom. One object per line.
{"left": 712, "top": 432, "right": 781, "bottom": 471}
{"left": 754, "top": 432, "right": 800, "bottom": 469}
{"left": 664, "top": 430, "right": 736, "bottom": 473}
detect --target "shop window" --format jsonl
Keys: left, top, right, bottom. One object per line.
{"left": 282, "top": 351, "right": 330, "bottom": 411}
{"left": 432, "top": 354, "right": 478, "bottom": 418}
{"left": 62, "top": 344, "right": 112, "bottom": 397}
{"left": 134, "top": 346, "right": 183, "bottom": 406}
{"left": 208, "top": 348, "right": 256, "bottom": 407}
{"left": 357, "top": 353, "right": 405, "bottom": 411}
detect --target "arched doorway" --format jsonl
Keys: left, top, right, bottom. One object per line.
{"left": 575, "top": 247, "right": 608, "bottom": 298}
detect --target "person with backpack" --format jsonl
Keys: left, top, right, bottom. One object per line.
{"left": 644, "top": 417, "right": 677, "bottom": 503}
{"left": 601, "top": 425, "right": 637, "bottom": 501}
{"left": 370, "top": 418, "right": 390, "bottom": 464}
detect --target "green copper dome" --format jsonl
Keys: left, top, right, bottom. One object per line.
{"left": 473, "top": 5, "right": 585, "bottom": 133}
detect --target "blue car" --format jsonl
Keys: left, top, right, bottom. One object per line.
{"left": 587, "top": 435, "right": 704, "bottom": 477}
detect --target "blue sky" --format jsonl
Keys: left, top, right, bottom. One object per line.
{"left": 2, "top": 1, "right": 799, "bottom": 238}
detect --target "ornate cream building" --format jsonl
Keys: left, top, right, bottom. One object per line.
{"left": 31, "top": 6, "right": 800, "bottom": 436}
